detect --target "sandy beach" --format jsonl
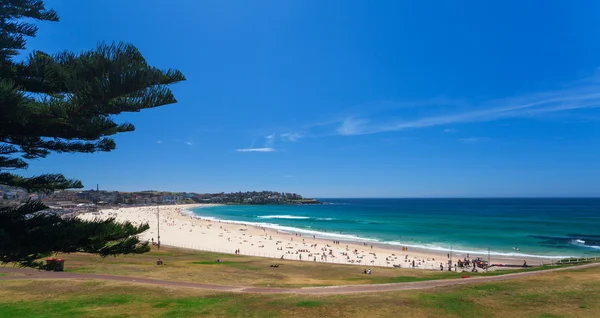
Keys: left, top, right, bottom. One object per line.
{"left": 78, "top": 204, "right": 550, "bottom": 270}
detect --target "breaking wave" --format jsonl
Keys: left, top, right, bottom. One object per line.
{"left": 257, "top": 215, "right": 310, "bottom": 220}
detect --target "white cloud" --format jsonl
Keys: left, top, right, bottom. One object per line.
{"left": 265, "top": 134, "right": 275, "bottom": 147}
{"left": 281, "top": 132, "right": 303, "bottom": 142}
{"left": 333, "top": 78, "right": 600, "bottom": 136}
{"left": 337, "top": 117, "right": 369, "bottom": 136}
{"left": 443, "top": 129, "right": 456, "bottom": 133}
{"left": 458, "top": 137, "right": 486, "bottom": 143}
{"left": 184, "top": 141, "right": 193, "bottom": 146}
{"left": 156, "top": 140, "right": 163, "bottom": 144}
{"left": 237, "top": 134, "right": 279, "bottom": 152}
{"left": 236, "top": 147, "right": 275, "bottom": 152}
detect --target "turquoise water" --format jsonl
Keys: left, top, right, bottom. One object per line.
{"left": 188, "top": 198, "right": 600, "bottom": 259}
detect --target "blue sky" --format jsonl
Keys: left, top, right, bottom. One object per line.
{"left": 22, "top": 0, "right": 600, "bottom": 197}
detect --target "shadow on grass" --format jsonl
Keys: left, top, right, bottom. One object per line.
{"left": 296, "top": 300, "right": 323, "bottom": 308}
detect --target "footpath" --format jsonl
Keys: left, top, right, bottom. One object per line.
{"left": 1, "top": 263, "right": 598, "bottom": 295}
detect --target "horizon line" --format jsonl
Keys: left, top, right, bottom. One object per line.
{"left": 316, "top": 197, "right": 600, "bottom": 199}
{"left": 51, "top": 188, "right": 600, "bottom": 199}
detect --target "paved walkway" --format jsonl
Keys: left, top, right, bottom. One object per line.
{"left": 1, "top": 263, "right": 598, "bottom": 295}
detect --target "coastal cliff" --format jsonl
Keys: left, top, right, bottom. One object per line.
{"left": 192, "top": 191, "right": 322, "bottom": 205}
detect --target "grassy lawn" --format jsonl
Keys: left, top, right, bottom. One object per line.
{"left": 49, "top": 246, "right": 581, "bottom": 288}
{"left": 1, "top": 264, "right": 599, "bottom": 317}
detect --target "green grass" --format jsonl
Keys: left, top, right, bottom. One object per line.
{"left": 340, "top": 265, "right": 576, "bottom": 285}
{"left": 1, "top": 265, "right": 599, "bottom": 317}
{"left": 418, "top": 292, "right": 485, "bottom": 316}
{"left": 2, "top": 245, "right": 598, "bottom": 317}
{"left": 295, "top": 300, "right": 323, "bottom": 308}
{"left": 0, "top": 294, "right": 138, "bottom": 318}
{"left": 191, "top": 261, "right": 237, "bottom": 265}
{"left": 47, "top": 246, "right": 587, "bottom": 289}
{"left": 152, "top": 296, "right": 231, "bottom": 317}
{"left": 345, "top": 275, "right": 428, "bottom": 283}
{"left": 190, "top": 261, "right": 260, "bottom": 271}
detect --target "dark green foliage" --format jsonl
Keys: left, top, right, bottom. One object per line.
{"left": 0, "top": 0, "right": 185, "bottom": 266}
{"left": 0, "top": 200, "right": 151, "bottom": 267}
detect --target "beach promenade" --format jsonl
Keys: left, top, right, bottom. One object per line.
{"left": 78, "top": 204, "right": 546, "bottom": 270}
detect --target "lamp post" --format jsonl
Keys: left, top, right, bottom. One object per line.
{"left": 157, "top": 204, "right": 161, "bottom": 250}
{"left": 487, "top": 247, "right": 490, "bottom": 272}
{"left": 449, "top": 245, "right": 453, "bottom": 271}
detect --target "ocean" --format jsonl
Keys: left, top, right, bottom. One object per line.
{"left": 188, "top": 198, "right": 600, "bottom": 259}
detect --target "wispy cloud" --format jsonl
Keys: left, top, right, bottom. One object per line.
{"left": 337, "top": 117, "right": 369, "bottom": 136}
{"left": 236, "top": 147, "right": 275, "bottom": 152}
{"left": 238, "top": 134, "right": 279, "bottom": 153}
{"left": 172, "top": 139, "right": 194, "bottom": 146}
{"left": 281, "top": 132, "right": 303, "bottom": 142}
{"left": 265, "top": 134, "right": 275, "bottom": 147}
{"left": 235, "top": 74, "right": 600, "bottom": 149}
{"left": 156, "top": 140, "right": 163, "bottom": 144}
{"left": 458, "top": 137, "right": 487, "bottom": 143}
{"left": 333, "top": 77, "right": 600, "bottom": 136}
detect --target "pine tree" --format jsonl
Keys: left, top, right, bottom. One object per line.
{"left": 0, "top": 0, "right": 186, "bottom": 267}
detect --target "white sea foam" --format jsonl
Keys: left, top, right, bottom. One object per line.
{"left": 179, "top": 208, "right": 196, "bottom": 217}
{"left": 198, "top": 216, "right": 221, "bottom": 222}
{"left": 188, "top": 210, "right": 582, "bottom": 259}
{"left": 569, "top": 239, "right": 600, "bottom": 251}
{"left": 380, "top": 241, "right": 575, "bottom": 259}
{"left": 257, "top": 215, "right": 310, "bottom": 220}
{"left": 191, "top": 213, "right": 378, "bottom": 241}
{"left": 257, "top": 215, "right": 335, "bottom": 221}
{"left": 180, "top": 204, "right": 217, "bottom": 217}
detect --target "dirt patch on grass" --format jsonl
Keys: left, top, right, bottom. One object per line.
{"left": 1, "top": 267, "right": 600, "bottom": 318}
{"left": 55, "top": 246, "right": 499, "bottom": 287}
